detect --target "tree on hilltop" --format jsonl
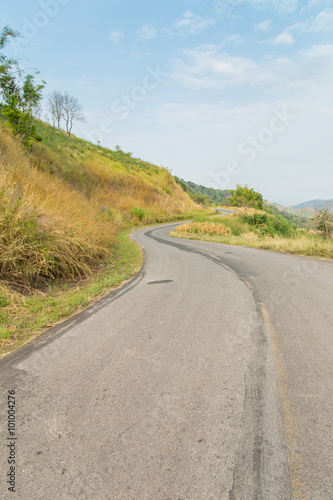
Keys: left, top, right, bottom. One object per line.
{"left": 47, "top": 90, "right": 85, "bottom": 138}
{"left": 47, "top": 90, "right": 64, "bottom": 130}
{"left": 62, "top": 92, "right": 85, "bottom": 139}
{"left": 0, "top": 25, "right": 45, "bottom": 148}
{"left": 228, "top": 185, "right": 264, "bottom": 210}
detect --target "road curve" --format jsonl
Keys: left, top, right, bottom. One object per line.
{"left": 0, "top": 223, "right": 332, "bottom": 499}
{"left": 213, "top": 208, "right": 235, "bottom": 215}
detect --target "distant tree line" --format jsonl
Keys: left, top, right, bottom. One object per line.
{"left": 174, "top": 176, "right": 230, "bottom": 206}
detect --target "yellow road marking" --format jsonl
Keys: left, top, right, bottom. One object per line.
{"left": 243, "top": 278, "right": 253, "bottom": 289}
{"left": 261, "top": 303, "right": 308, "bottom": 500}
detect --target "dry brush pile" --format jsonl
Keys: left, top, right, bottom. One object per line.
{"left": 176, "top": 221, "right": 232, "bottom": 236}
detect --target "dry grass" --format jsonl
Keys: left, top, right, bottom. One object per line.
{"left": 171, "top": 227, "right": 333, "bottom": 260}
{"left": 176, "top": 221, "right": 232, "bottom": 236}
{"left": 239, "top": 232, "right": 333, "bottom": 259}
{"left": 0, "top": 168, "right": 112, "bottom": 288}
{"left": 0, "top": 122, "right": 197, "bottom": 303}
{"left": 32, "top": 123, "right": 196, "bottom": 219}
{"left": 0, "top": 228, "right": 144, "bottom": 356}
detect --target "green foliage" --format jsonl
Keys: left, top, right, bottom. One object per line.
{"left": 242, "top": 211, "right": 294, "bottom": 237}
{"left": 174, "top": 176, "right": 188, "bottom": 192}
{"left": 175, "top": 178, "right": 230, "bottom": 206}
{"left": 241, "top": 212, "right": 268, "bottom": 226}
{"left": 266, "top": 203, "right": 309, "bottom": 228}
{"left": 0, "top": 26, "right": 45, "bottom": 148}
{"left": 192, "top": 213, "right": 251, "bottom": 236}
{"left": 190, "top": 193, "right": 207, "bottom": 205}
{"left": 130, "top": 207, "right": 148, "bottom": 222}
{"left": 228, "top": 185, "right": 264, "bottom": 209}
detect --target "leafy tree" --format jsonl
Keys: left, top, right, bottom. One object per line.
{"left": 190, "top": 193, "right": 207, "bottom": 205}
{"left": 0, "top": 25, "right": 45, "bottom": 148}
{"left": 174, "top": 176, "right": 188, "bottom": 192}
{"left": 228, "top": 185, "right": 264, "bottom": 209}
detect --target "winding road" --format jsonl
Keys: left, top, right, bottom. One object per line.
{"left": 0, "top": 223, "right": 332, "bottom": 499}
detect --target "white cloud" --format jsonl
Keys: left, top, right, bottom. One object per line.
{"left": 149, "top": 92, "right": 333, "bottom": 203}
{"left": 170, "top": 45, "right": 273, "bottom": 89}
{"left": 246, "top": 0, "right": 298, "bottom": 13}
{"left": 288, "top": 8, "right": 333, "bottom": 33}
{"left": 173, "top": 10, "right": 215, "bottom": 35}
{"left": 300, "top": 43, "right": 333, "bottom": 58}
{"left": 135, "top": 24, "right": 157, "bottom": 41}
{"left": 255, "top": 20, "right": 271, "bottom": 31}
{"left": 223, "top": 34, "right": 244, "bottom": 45}
{"left": 271, "top": 31, "right": 295, "bottom": 45}
{"left": 108, "top": 31, "right": 124, "bottom": 44}
{"left": 300, "top": 0, "right": 333, "bottom": 15}
{"left": 170, "top": 42, "right": 333, "bottom": 94}
{"left": 310, "top": 8, "right": 333, "bottom": 31}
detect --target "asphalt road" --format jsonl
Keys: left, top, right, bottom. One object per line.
{"left": 212, "top": 208, "right": 235, "bottom": 215}
{"left": 0, "top": 223, "right": 332, "bottom": 499}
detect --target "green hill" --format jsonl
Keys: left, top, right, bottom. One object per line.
{"left": 174, "top": 177, "right": 231, "bottom": 205}
{"left": 290, "top": 199, "right": 333, "bottom": 210}
{"left": 0, "top": 119, "right": 197, "bottom": 295}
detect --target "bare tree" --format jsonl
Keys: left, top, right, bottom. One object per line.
{"left": 317, "top": 202, "right": 333, "bottom": 239}
{"left": 62, "top": 92, "right": 85, "bottom": 139}
{"left": 32, "top": 101, "right": 42, "bottom": 119}
{"left": 47, "top": 90, "right": 64, "bottom": 129}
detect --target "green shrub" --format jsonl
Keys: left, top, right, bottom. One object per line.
{"left": 242, "top": 212, "right": 268, "bottom": 226}
{"left": 130, "top": 206, "right": 147, "bottom": 222}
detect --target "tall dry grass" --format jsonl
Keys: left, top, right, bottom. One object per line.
{"left": 0, "top": 122, "right": 197, "bottom": 298}
{"left": 173, "top": 220, "right": 333, "bottom": 260}
{"left": 32, "top": 125, "right": 195, "bottom": 218}
{"left": 0, "top": 126, "right": 115, "bottom": 292}
{"left": 176, "top": 221, "right": 232, "bottom": 236}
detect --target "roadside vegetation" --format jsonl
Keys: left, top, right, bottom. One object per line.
{"left": 0, "top": 23, "right": 201, "bottom": 354}
{"left": 171, "top": 188, "right": 333, "bottom": 260}
{"left": 0, "top": 121, "right": 202, "bottom": 356}
{"left": 0, "top": 228, "right": 144, "bottom": 356}
{"left": 0, "top": 24, "right": 202, "bottom": 356}
{"left": 1, "top": 25, "right": 331, "bottom": 357}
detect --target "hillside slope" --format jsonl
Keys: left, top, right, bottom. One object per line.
{"left": 175, "top": 177, "right": 230, "bottom": 205}
{"left": 0, "top": 120, "right": 196, "bottom": 296}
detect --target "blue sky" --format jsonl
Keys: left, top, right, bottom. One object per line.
{"left": 2, "top": 0, "right": 333, "bottom": 204}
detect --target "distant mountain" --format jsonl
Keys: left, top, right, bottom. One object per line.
{"left": 290, "top": 199, "right": 333, "bottom": 210}
{"left": 271, "top": 203, "right": 314, "bottom": 220}
{"left": 272, "top": 199, "right": 332, "bottom": 220}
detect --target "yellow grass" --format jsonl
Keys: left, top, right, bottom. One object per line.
{"left": 171, "top": 228, "right": 333, "bottom": 260}
{"left": 176, "top": 221, "right": 232, "bottom": 236}
{"left": 0, "top": 122, "right": 197, "bottom": 300}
